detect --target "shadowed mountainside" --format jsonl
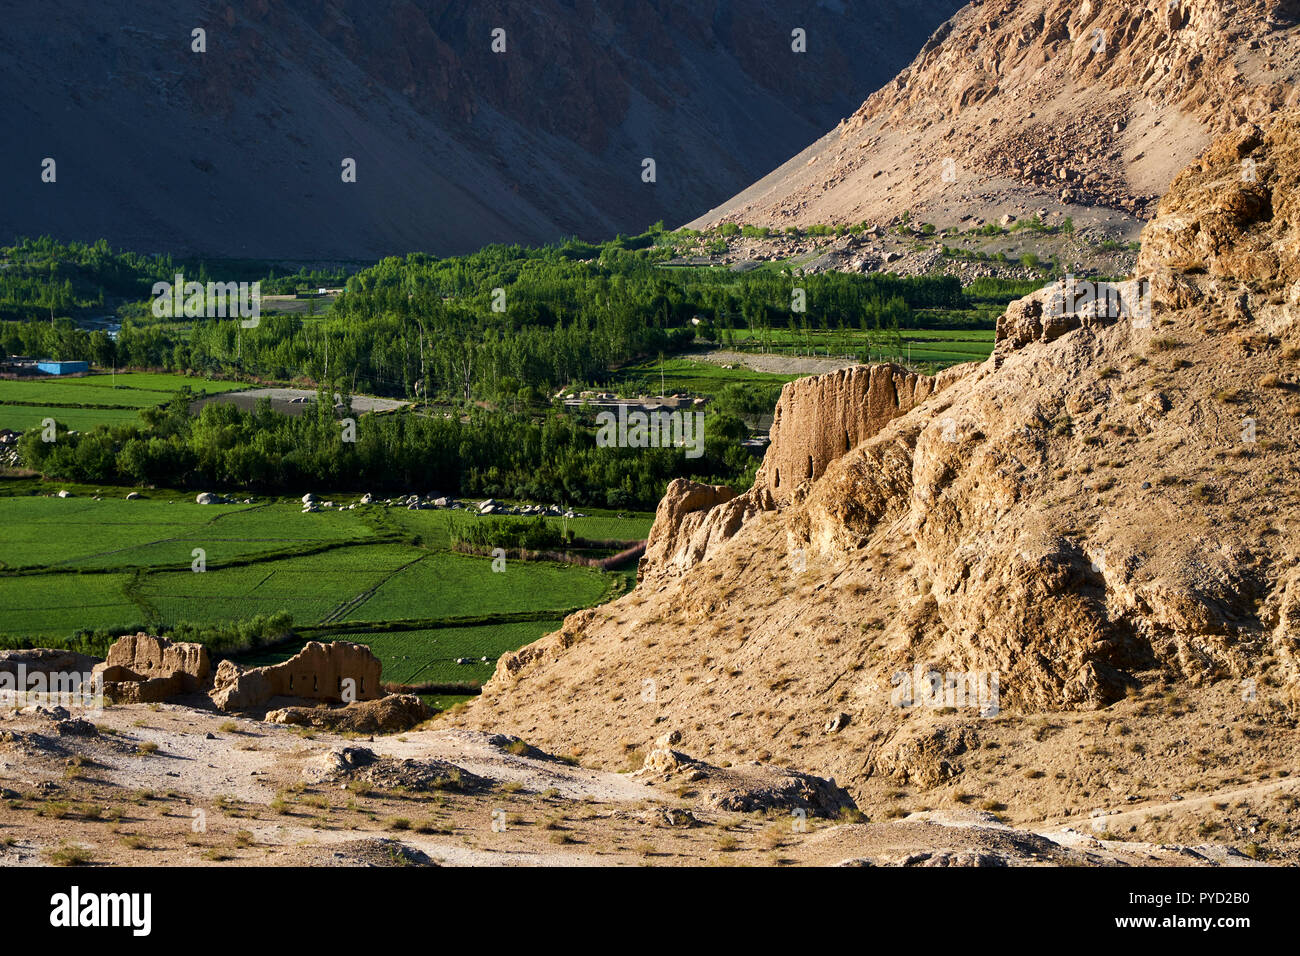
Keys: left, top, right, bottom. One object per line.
{"left": 1, "top": 0, "right": 962, "bottom": 259}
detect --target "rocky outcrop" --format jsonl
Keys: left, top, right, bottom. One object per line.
{"left": 631, "top": 732, "right": 857, "bottom": 817}
{"left": 637, "top": 363, "right": 970, "bottom": 583}
{"left": 92, "top": 633, "right": 211, "bottom": 704}
{"left": 210, "top": 641, "right": 382, "bottom": 712}
{"left": 266, "top": 693, "right": 431, "bottom": 734}
{"left": 637, "top": 480, "right": 775, "bottom": 584}
{"left": 1137, "top": 114, "right": 1300, "bottom": 317}
{"left": 695, "top": 0, "right": 1300, "bottom": 232}
{"left": 455, "top": 112, "right": 1300, "bottom": 798}
{"left": 870, "top": 723, "right": 982, "bottom": 789}
{"left": 755, "top": 363, "right": 971, "bottom": 502}
{"left": 994, "top": 278, "right": 1152, "bottom": 351}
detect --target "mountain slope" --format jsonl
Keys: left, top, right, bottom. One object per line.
{"left": 691, "top": 0, "right": 1300, "bottom": 236}
{"left": 452, "top": 111, "right": 1300, "bottom": 848}
{"left": 0, "top": 0, "right": 962, "bottom": 259}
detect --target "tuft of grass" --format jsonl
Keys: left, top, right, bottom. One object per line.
{"left": 47, "top": 844, "right": 94, "bottom": 866}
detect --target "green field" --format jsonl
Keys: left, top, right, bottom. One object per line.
{"left": 0, "top": 497, "right": 377, "bottom": 570}
{"left": 0, "top": 403, "right": 146, "bottom": 431}
{"left": 0, "top": 372, "right": 248, "bottom": 432}
{"left": 610, "top": 357, "right": 799, "bottom": 395}
{"left": 389, "top": 506, "right": 653, "bottom": 550}
{"left": 337, "top": 551, "right": 608, "bottom": 624}
{"left": 724, "top": 326, "right": 994, "bottom": 367}
{"left": 311, "top": 620, "right": 563, "bottom": 686}
{"left": 0, "top": 489, "right": 632, "bottom": 697}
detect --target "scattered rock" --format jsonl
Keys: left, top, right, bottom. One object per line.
{"left": 53, "top": 718, "right": 97, "bottom": 737}
{"left": 265, "top": 694, "right": 432, "bottom": 734}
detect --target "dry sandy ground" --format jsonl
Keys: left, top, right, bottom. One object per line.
{"left": 189, "top": 388, "right": 411, "bottom": 418}
{"left": 0, "top": 699, "right": 1279, "bottom": 867}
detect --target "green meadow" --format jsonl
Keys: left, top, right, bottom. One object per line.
{"left": 0, "top": 490, "right": 639, "bottom": 700}
{"left": 0, "top": 372, "right": 247, "bottom": 432}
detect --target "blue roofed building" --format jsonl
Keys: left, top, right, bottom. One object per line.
{"left": 36, "top": 360, "right": 89, "bottom": 376}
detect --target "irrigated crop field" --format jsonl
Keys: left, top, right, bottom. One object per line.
{"left": 0, "top": 372, "right": 247, "bottom": 432}
{"left": 723, "top": 326, "right": 995, "bottom": 367}
{"left": 0, "top": 487, "right": 647, "bottom": 703}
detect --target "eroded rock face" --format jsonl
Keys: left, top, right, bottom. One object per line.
{"left": 1138, "top": 114, "right": 1300, "bottom": 319}
{"left": 637, "top": 480, "right": 775, "bottom": 584}
{"left": 92, "top": 633, "right": 211, "bottom": 704}
{"left": 636, "top": 363, "right": 971, "bottom": 583}
{"left": 210, "top": 641, "right": 382, "bottom": 712}
{"left": 755, "top": 363, "right": 969, "bottom": 504}
{"left": 452, "top": 111, "right": 1300, "bottom": 795}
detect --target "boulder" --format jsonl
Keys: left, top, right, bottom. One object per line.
{"left": 870, "top": 724, "right": 981, "bottom": 789}
{"left": 196, "top": 492, "right": 221, "bottom": 505}
{"left": 210, "top": 641, "right": 382, "bottom": 712}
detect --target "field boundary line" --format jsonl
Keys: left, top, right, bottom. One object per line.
{"left": 319, "top": 553, "right": 428, "bottom": 625}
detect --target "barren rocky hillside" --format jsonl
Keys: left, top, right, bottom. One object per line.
{"left": 692, "top": 0, "right": 1300, "bottom": 236}
{"left": 0, "top": 0, "right": 961, "bottom": 258}
{"left": 453, "top": 111, "right": 1300, "bottom": 858}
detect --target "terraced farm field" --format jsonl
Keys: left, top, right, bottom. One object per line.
{"left": 0, "top": 488, "right": 639, "bottom": 702}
